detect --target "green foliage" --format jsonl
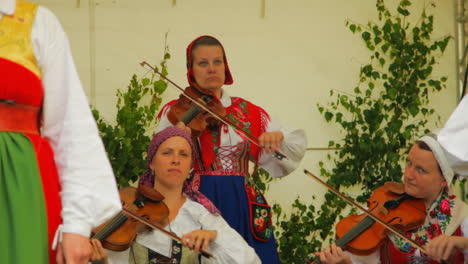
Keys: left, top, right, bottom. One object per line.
{"left": 273, "top": 0, "right": 450, "bottom": 261}
{"left": 92, "top": 48, "right": 170, "bottom": 187}
{"left": 273, "top": 198, "right": 321, "bottom": 263}
{"left": 249, "top": 168, "right": 273, "bottom": 193}
{"left": 455, "top": 178, "right": 468, "bottom": 202}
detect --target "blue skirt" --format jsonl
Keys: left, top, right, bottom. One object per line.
{"left": 199, "top": 173, "right": 280, "bottom": 264}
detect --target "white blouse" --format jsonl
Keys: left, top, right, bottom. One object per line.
{"left": 157, "top": 90, "right": 307, "bottom": 178}
{"left": 107, "top": 198, "right": 261, "bottom": 264}
{"left": 0, "top": 0, "right": 121, "bottom": 237}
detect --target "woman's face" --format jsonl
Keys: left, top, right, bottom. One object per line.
{"left": 403, "top": 144, "right": 447, "bottom": 205}
{"left": 150, "top": 136, "right": 192, "bottom": 190}
{"left": 191, "top": 45, "right": 226, "bottom": 96}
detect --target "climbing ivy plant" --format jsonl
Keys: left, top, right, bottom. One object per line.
{"left": 272, "top": 1, "right": 451, "bottom": 262}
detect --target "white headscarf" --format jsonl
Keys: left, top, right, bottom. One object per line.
{"left": 418, "top": 133, "right": 455, "bottom": 185}
{"left": 416, "top": 133, "right": 468, "bottom": 236}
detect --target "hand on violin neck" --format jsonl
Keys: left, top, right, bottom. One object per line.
{"left": 176, "top": 122, "right": 192, "bottom": 135}
{"left": 259, "top": 131, "right": 284, "bottom": 153}
{"left": 89, "top": 239, "right": 109, "bottom": 264}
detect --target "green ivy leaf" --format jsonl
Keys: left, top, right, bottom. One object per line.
{"left": 362, "top": 31, "right": 371, "bottom": 41}
{"left": 408, "top": 104, "right": 419, "bottom": 116}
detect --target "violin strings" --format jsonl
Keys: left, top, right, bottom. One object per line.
{"left": 304, "top": 170, "right": 428, "bottom": 254}
{"left": 94, "top": 212, "right": 128, "bottom": 239}
{"left": 94, "top": 203, "right": 136, "bottom": 239}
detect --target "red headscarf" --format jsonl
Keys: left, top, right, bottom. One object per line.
{"left": 186, "top": 35, "right": 234, "bottom": 87}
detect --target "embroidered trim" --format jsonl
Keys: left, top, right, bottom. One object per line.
{"left": 195, "top": 170, "right": 244, "bottom": 177}
{"left": 245, "top": 184, "right": 273, "bottom": 241}
{"left": 390, "top": 191, "right": 456, "bottom": 253}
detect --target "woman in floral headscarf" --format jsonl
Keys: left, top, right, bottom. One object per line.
{"left": 155, "top": 35, "right": 307, "bottom": 263}
{"left": 102, "top": 127, "right": 260, "bottom": 264}
{"left": 315, "top": 134, "right": 468, "bottom": 264}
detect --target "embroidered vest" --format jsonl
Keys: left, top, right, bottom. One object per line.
{"left": 0, "top": 0, "right": 40, "bottom": 77}
{"left": 159, "top": 96, "right": 270, "bottom": 174}
{"left": 0, "top": 0, "right": 43, "bottom": 107}
{"left": 195, "top": 97, "right": 269, "bottom": 173}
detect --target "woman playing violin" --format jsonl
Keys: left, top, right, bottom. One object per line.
{"left": 316, "top": 134, "right": 468, "bottom": 263}
{"left": 93, "top": 127, "right": 260, "bottom": 264}
{"left": 156, "top": 35, "right": 307, "bottom": 263}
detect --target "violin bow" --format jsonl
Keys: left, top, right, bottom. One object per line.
{"left": 304, "top": 169, "right": 428, "bottom": 254}
{"left": 122, "top": 207, "right": 215, "bottom": 259}
{"left": 140, "top": 61, "right": 287, "bottom": 160}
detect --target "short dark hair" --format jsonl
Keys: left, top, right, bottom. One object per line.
{"left": 189, "top": 36, "right": 225, "bottom": 63}
{"left": 192, "top": 36, "right": 222, "bottom": 49}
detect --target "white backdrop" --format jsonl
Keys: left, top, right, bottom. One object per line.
{"left": 36, "top": 0, "right": 458, "bottom": 214}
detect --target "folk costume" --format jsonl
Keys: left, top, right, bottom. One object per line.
{"left": 348, "top": 135, "right": 468, "bottom": 264}
{"left": 0, "top": 1, "right": 120, "bottom": 263}
{"left": 108, "top": 127, "right": 261, "bottom": 264}
{"left": 156, "top": 36, "right": 307, "bottom": 263}
{"left": 107, "top": 198, "right": 261, "bottom": 264}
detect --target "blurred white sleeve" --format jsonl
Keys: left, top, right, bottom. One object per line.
{"left": 33, "top": 6, "right": 121, "bottom": 236}
{"left": 439, "top": 96, "right": 468, "bottom": 178}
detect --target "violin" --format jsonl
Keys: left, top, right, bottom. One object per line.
{"left": 167, "top": 85, "right": 226, "bottom": 136}
{"left": 304, "top": 170, "right": 436, "bottom": 264}
{"left": 91, "top": 185, "right": 169, "bottom": 251}
{"left": 334, "top": 182, "right": 425, "bottom": 255}
{"left": 91, "top": 185, "right": 215, "bottom": 259}
{"left": 140, "top": 61, "right": 287, "bottom": 160}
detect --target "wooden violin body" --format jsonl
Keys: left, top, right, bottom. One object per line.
{"left": 91, "top": 186, "right": 169, "bottom": 251}
{"left": 335, "top": 182, "right": 426, "bottom": 255}
{"left": 167, "top": 86, "right": 226, "bottom": 136}
{"left": 304, "top": 169, "right": 429, "bottom": 264}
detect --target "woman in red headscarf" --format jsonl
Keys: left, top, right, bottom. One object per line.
{"left": 156, "top": 35, "right": 307, "bottom": 263}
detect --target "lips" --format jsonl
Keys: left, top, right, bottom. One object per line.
{"left": 168, "top": 168, "right": 181, "bottom": 173}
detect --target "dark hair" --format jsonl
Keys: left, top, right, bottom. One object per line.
{"left": 189, "top": 36, "right": 225, "bottom": 63}
{"left": 415, "top": 140, "right": 431, "bottom": 151}
{"left": 192, "top": 36, "right": 222, "bottom": 50}
{"left": 415, "top": 140, "right": 443, "bottom": 175}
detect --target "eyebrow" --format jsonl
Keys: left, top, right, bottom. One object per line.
{"left": 160, "top": 147, "right": 190, "bottom": 153}
{"left": 196, "top": 56, "right": 223, "bottom": 61}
